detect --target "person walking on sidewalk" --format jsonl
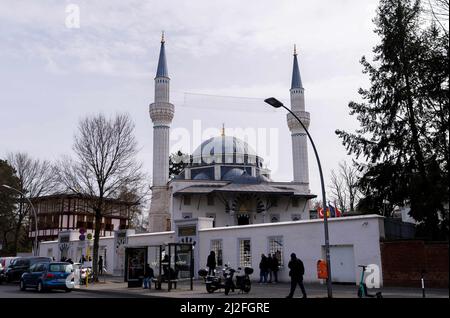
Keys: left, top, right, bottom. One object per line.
{"left": 143, "top": 264, "right": 154, "bottom": 289}
{"left": 207, "top": 251, "right": 216, "bottom": 276}
{"left": 98, "top": 256, "right": 104, "bottom": 276}
{"left": 286, "top": 253, "right": 307, "bottom": 298}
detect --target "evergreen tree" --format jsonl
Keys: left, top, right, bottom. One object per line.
{"left": 169, "top": 150, "right": 188, "bottom": 179}
{"left": 0, "top": 160, "right": 20, "bottom": 255}
{"left": 336, "top": 0, "right": 449, "bottom": 239}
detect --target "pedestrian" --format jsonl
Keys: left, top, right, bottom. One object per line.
{"left": 271, "top": 253, "right": 280, "bottom": 283}
{"left": 98, "top": 256, "right": 104, "bottom": 276}
{"left": 143, "top": 264, "right": 154, "bottom": 289}
{"left": 206, "top": 251, "right": 216, "bottom": 276}
{"left": 286, "top": 253, "right": 307, "bottom": 298}
{"left": 267, "top": 254, "right": 274, "bottom": 283}
{"left": 162, "top": 254, "right": 170, "bottom": 279}
{"left": 259, "top": 254, "right": 269, "bottom": 284}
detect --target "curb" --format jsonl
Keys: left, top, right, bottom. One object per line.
{"left": 72, "top": 286, "right": 153, "bottom": 298}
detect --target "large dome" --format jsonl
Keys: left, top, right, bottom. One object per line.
{"left": 192, "top": 135, "right": 257, "bottom": 160}
{"left": 180, "top": 134, "right": 271, "bottom": 181}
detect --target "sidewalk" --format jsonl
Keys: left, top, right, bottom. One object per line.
{"left": 73, "top": 277, "right": 449, "bottom": 298}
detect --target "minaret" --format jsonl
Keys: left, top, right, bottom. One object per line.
{"left": 148, "top": 32, "right": 174, "bottom": 232}
{"left": 287, "top": 45, "right": 310, "bottom": 185}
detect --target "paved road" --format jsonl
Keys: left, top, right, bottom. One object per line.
{"left": 1, "top": 280, "right": 448, "bottom": 298}
{"left": 0, "top": 282, "right": 131, "bottom": 298}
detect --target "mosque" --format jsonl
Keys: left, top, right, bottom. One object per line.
{"left": 148, "top": 33, "right": 313, "bottom": 233}
{"left": 39, "top": 34, "right": 386, "bottom": 285}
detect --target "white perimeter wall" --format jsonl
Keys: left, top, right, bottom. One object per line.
{"left": 198, "top": 215, "right": 384, "bottom": 285}
{"left": 40, "top": 215, "right": 385, "bottom": 285}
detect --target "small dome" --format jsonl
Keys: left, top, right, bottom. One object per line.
{"left": 229, "top": 171, "right": 259, "bottom": 184}
{"left": 257, "top": 175, "right": 271, "bottom": 183}
{"left": 193, "top": 172, "right": 211, "bottom": 180}
{"left": 222, "top": 168, "right": 245, "bottom": 180}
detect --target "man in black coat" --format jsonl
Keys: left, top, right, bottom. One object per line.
{"left": 271, "top": 254, "right": 280, "bottom": 283}
{"left": 206, "top": 251, "right": 216, "bottom": 276}
{"left": 286, "top": 253, "right": 307, "bottom": 298}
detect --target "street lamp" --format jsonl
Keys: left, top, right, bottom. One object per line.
{"left": 1, "top": 184, "right": 39, "bottom": 256}
{"left": 264, "top": 97, "right": 333, "bottom": 298}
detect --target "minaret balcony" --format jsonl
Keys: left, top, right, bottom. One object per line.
{"left": 149, "top": 102, "right": 174, "bottom": 125}
{"left": 287, "top": 111, "right": 310, "bottom": 131}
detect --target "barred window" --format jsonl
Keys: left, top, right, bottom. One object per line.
{"left": 291, "top": 214, "right": 302, "bottom": 221}
{"left": 292, "top": 197, "right": 299, "bottom": 207}
{"left": 268, "top": 236, "right": 284, "bottom": 266}
{"left": 239, "top": 239, "right": 251, "bottom": 267}
{"left": 210, "top": 239, "right": 223, "bottom": 266}
{"left": 184, "top": 195, "right": 191, "bottom": 206}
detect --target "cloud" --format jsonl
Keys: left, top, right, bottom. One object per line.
{"left": 0, "top": 0, "right": 381, "bottom": 197}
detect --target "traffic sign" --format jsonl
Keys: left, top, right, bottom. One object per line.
{"left": 87, "top": 233, "right": 93, "bottom": 240}
{"left": 79, "top": 234, "right": 85, "bottom": 241}
{"left": 79, "top": 228, "right": 86, "bottom": 234}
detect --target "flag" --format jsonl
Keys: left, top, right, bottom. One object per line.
{"left": 335, "top": 205, "right": 342, "bottom": 217}
{"left": 329, "top": 204, "right": 336, "bottom": 217}
{"left": 317, "top": 206, "right": 330, "bottom": 218}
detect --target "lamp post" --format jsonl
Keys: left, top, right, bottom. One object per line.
{"left": 264, "top": 97, "right": 333, "bottom": 298}
{"left": 1, "top": 184, "right": 39, "bottom": 256}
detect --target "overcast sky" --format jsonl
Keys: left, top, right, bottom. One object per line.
{"left": 0, "top": 0, "right": 380, "bottom": 200}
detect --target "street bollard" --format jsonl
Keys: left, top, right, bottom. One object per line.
{"left": 421, "top": 270, "right": 426, "bottom": 298}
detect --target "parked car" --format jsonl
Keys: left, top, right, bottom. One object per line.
{"left": 4, "top": 257, "right": 52, "bottom": 283}
{"left": 20, "top": 262, "right": 74, "bottom": 292}
{"left": 0, "top": 257, "right": 17, "bottom": 284}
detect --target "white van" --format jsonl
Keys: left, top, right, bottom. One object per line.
{"left": 0, "top": 257, "right": 17, "bottom": 283}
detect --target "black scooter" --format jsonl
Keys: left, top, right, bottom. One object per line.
{"left": 199, "top": 266, "right": 226, "bottom": 293}
{"left": 199, "top": 265, "right": 253, "bottom": 295}
{"left": 225, "top": 267, "right": 253, "bottom": 295}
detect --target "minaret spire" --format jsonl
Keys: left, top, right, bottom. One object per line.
{"left": 156, "top": 31, "right": 168, "bottom": 78}
{"left": 291, "top": 45, "right": 303, "bottom": 89}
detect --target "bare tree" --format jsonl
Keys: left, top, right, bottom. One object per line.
{"left": 328, "top": 161, "right": 360, "bottom": 213}
{"left": 7, "top": 153, "right": 57, "bottom": 253}
{"left": 329, "top": 169, "right": 347, "bottom": 213}
{"left": 425, "top": 0, "right": 449, "bottom": 35}
{"left": 116, "top": 184, "right": 150, "bottom": 231}
{"left": 57, "top": 113, "right": 145, "bottom": 280}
